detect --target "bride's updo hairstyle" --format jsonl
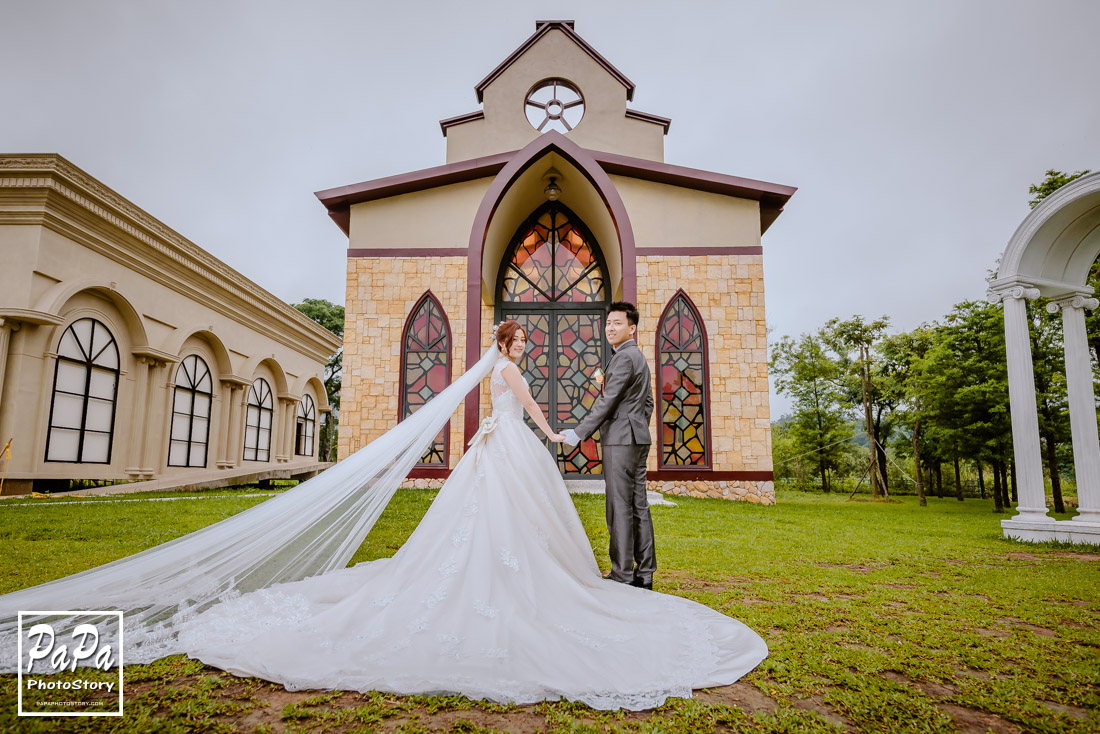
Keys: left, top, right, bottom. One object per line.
{"left": 495, "top": 320, "right": 525, "bottom": 356}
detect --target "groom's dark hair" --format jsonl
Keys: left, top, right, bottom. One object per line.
{"left": 607, "top": 301, "right": 639, "bottom": 328}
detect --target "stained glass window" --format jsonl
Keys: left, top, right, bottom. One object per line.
{"left": 401, "top": 292, "right": 451, "bottom": 466}
{"left": 500, "top": 204, "right": 605, "bottom": 304}
{"left": 45, "top": 318, "right": 119, "bottom": 464}
{"left": 168, "top": 355, "right": 213, "bottom": 468}
{"left": 295, "top": 394, "right": 316, "bottom": 457}
{"left": 498, "top": 202, "right": 609, "bottom": 476}
{"left": 657, "top": 292, "right": 709, "bottom": 467}
{"left": 244, "top": 378, "right": 273, "bottom": 462}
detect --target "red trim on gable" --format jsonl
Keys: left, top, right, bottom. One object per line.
{"left": 591, "top": 150, "right": 796, "bottom": 235}
{"left": 315, "top": 153, "right": 512, "bottom": 235}
{"left": 316, "top": 147, "right": 794, "bottom": 238}
{"left": 439, "top": 110, "right": 485, "bottom": 137}
{"left": 624, "top": 109, "right": 671, "bottom": 134}
{"left": 474, "top": 20, "right": 635, "bottom": 103}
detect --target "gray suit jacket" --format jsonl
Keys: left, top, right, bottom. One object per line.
{"left": 575, "top": 339, "right": 654, "bottom": 445}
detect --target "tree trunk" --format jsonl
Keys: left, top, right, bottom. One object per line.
{"left": 1010, "top": 458, "right": 1018, "bottom": 503}
{"left": 911, "top": 420, "right": 926, "bottom": 506}
{"left": 976, "top": 462, "right": 986, "bottom": 500}
{"left": 992, "top": 458, "right": 1004, "bottom": 513}
{"left": 935, "top": 462, "right": 944, "bottom": 499}
{"left": 860, "top": 348, "right": 881, "bottom": 498}
{"left": 819, "top": 456, "right": 830, "bottom": 493}
{"left": 875, "top": 437, "right": 890, "bottom": 494}
{"left": 1002, "top": 460, "right": 1012, "bottom": 510}
{"left": 1043, "top": 435, "right": 1065, "bottom": 514}
{"left": 953, "top": 454, "right": 964, "bottom": 501}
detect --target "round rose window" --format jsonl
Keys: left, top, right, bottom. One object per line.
{"left": 525, "top": 79, "right": 584, "bottom": 133}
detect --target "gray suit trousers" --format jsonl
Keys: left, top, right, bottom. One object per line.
{"left": 603, "top": 442, "right": 656, "bottom": 584}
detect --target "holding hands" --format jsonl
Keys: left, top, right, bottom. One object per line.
{"left": 548, "top": 430, "right": 580, "bottom": 445}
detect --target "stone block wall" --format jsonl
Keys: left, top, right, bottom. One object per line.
{"left": 636, "top": 254, "right": 773, "bottom": 478}
{"left": 344, "top": 252, "right": 774, "bottom": 505}
{"left": 341, "top": 256, "right": 468, "bottom": 462}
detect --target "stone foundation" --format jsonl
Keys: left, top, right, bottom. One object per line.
{"left": 649, "top": 479, "right": 775, "bottom": 504}
{"left": 398, "top": 476, "right": 776, "bottom": 504}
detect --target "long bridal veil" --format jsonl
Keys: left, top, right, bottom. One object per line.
{"left": 0, "top": 342, "right": 504, "bottom": 673}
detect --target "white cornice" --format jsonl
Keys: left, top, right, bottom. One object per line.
{"left": 0, "top": 154, "right": 341, "bottom": 362}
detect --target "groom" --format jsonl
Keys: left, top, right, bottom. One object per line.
{"left": 563, "top": 301, "right": 656, "bottom": 590}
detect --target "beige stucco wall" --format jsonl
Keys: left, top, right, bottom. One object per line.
{"left": 611, "top": 176, "right": 763, "bottom": 249}
{"left": 0, "top": 155, "right": 339, "bottom": 493}
{"left": 348, "top": 179, "right": 492, "bottom": 250}
{"left": 445, "top": 28, "right": 665, "bottom": 163}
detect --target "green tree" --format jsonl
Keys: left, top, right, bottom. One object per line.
{"left": 822, "top": 315, "right": 892, "bottom": 498}
{"left": 294, "top": 298, "right": 344, "bottom": 462}
{"left": 879, "top": 327, "right": 935, "bottom": 506}
{"left": 770, "top": 333, "right": 851, "bottom": 492}
{"left": 914, "top": 301, "right": 1010, "bottom": 505}
{"left": 1028, "top": 168, "right": 1091, "bottom": 209}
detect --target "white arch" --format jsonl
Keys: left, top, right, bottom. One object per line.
{"left": 989, "top": 172, "right": 1100, "bottom": 545}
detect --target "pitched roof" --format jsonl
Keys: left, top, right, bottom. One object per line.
{"left": 474, "top": 20, "right": 635, "bottom": 103}
{"left": 314, "top": 143, "right": 796, "bottom": 237}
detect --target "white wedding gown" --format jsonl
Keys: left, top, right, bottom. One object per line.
{"left": 174, "top": 356, "right": 768, "bottom": 710}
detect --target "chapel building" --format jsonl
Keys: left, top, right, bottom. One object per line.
{"left": 317, "top": 20, "right": 795, "bottom": 503}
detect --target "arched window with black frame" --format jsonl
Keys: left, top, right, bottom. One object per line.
{"left": 168, "top": 355, "right": 213, "bottom": 468}
{"left": 656, "top": 290, "right": 711, "bottom": 468}
{"left": 295, "top": 394, "right": 316, "bottom": 457}
{"left": 45, "top": 317, "right": 120, "bottom": 464}
{"left": 400, "top": 291, "right": 451, "bottom": 467}
{"left": 243, "top": 378, "right": 273, "bottom": 462}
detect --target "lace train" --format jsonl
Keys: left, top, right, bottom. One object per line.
{"left": 169, "top": 357, "right": 768, "bottom": 710}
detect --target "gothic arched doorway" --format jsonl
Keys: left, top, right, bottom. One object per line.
{"left": 495, "top": 201, "right": 610, "bottom": 477}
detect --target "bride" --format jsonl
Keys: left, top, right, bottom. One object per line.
{"left": 1, "top": 321, "right": 767, "bottom": 711}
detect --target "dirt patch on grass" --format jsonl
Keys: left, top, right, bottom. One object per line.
{"left": 814, "top": 562, "right": 883, "bottom": 573}
{"left": 1050, "top": 551, "right": 1100, "bottom": 561}
{"left": 880, "top": 671, "right": 958, "bottom": 699}
{"left": 694, "top": 681, "right": 778, "bottom": 712}
{"left": 999, "top": 617, "right": 1057, "bottom": 637}
{"left": 1039, "top": 699, "right": 1090, "bottom": 721}
{"left": 790, "top": 694, "right": 854, "bottom": 729}
{"left": 955, "top": 667, "right": 997, "bottom": 681}
{"left": 938, "top": 702, "right": 1021, "bottom": 733}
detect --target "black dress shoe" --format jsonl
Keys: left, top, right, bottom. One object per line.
{"left": 631, "top": 577, "right": 653, "bottom": 590}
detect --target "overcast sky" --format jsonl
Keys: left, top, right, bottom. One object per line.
{"left": 2, "top": 0, "right": 1097, "bottom": 417}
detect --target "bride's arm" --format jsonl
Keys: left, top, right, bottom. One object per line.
{"left": 500, "top": 362, "right": 564, "bottom": 441}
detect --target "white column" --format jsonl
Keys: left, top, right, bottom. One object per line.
{"left": 1048, "top": 295, "right": 1100, "bottom": 522}
{"left": 216, "top": 382, "right": 237, "bottom": 468}
{"left": 232, "top": 388, "right": 248, "bottom": 465}
{"left": 125, "top": 356, "right": 153, "bottom": 476}
{"left": 145, "top": 360, "right": 172, "bottom": 475}
{"left": 279, "top": 397, "right": 296, "bottom": 462}
{"left": 989, "top": 287, "right": 1050, "bottom": 521}
{"left": 0, "top": 319, "right": 12, "bottom": 420}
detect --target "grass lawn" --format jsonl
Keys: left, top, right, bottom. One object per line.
{"left": 0, "top": 488, "right": 1097, "bottom": 733}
